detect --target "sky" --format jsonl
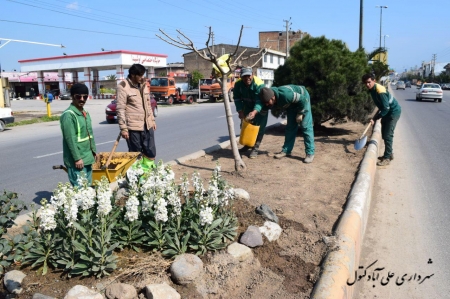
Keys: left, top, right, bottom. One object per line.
{"left": 1, "top": 0, "right": 449, "bottom": 74}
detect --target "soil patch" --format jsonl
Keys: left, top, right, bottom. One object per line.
{"left": 0, "top": 120, "right": 367, "bottom": 298}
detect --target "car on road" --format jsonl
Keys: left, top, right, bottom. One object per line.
{"left": 405, "top": 82, "right": 411, "bottom": 88}
{"left": 416, "top": 83, "right": 443, "bottom": 102}
{"left": 105, "top": 95, "right": 158, "bottom": 124}
{"left": 441, "top": 83, "right": 450, "bottom": 90}
{"left": 396, "top": 81, "right": 406, "bottom": 90}
{"left": 59, "top": 92, "right": 71, "bottom": 100}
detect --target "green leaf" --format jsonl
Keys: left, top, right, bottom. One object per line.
{"left": 72, "top": 240, "right": 86, "bottom": 252}
{"left": 73, "top": 262, "right": 89, "bottom": 269}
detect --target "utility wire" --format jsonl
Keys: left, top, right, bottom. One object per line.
{"left": 0, "top": 19, "right": 158, "bottom": 39}
{"left": 7, "top": 0, "right": 231, "bottom": 43}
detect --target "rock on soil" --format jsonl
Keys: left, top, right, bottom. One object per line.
{"left": 227, "top": 242, "right": 253, "bottom": 262}
{"left": 145, "top": 283, "right": 180, "bottom": 299}
{"left": 4, "top": 270, "right": 26, "bottom": 294}
{"left": 259, "top": 221, "right": 283, "bottom": 241}
{"left": 239, "top": 225, "right": 264, "bottom": 247}
{"left": 170, "top": 254, "right": 203, "bottom": 285}
{"left": 255, "top": 204, "right": 279, "bottom": 223}
{"left": 105, "top": 283, "right": 137, "bottom": 299}
{"left": 64, "top": 285, "right": 103, "bottom": 299}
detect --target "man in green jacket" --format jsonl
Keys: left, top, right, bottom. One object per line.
{"left": 233, "top": 67, "right": 268, "bottom": 158}
{"left": 259, "top": 85, "right": 315, "bottom": 163}
{"left": 362, "top": 73, "right": 401, "bottom": 166}
{"left": 60, "top": 83, "right": 97, "bottom": 186}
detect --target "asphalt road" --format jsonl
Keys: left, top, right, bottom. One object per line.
{"left": 356, "top": 86, "right": 450, "bottom": 297}
{"left": 0, "top": 99, "right": 279, "bottom": 206}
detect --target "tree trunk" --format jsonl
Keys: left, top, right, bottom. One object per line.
{"left": 220, "top": 74, "right": 246, "bottom": 171}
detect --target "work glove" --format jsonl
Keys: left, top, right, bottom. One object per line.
{"left": 296, "top": 113, "right": 303, "bottom": 124}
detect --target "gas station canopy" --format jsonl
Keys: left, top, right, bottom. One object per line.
{"left": 19, "top": 50, "right": 167, "bottom": 72}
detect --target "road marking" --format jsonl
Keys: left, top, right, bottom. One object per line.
{"left": 217, "top": 113, "right": 237, "bottom": 119}
{"left": 34, "top": 140, "right": 115, "bottom": 158}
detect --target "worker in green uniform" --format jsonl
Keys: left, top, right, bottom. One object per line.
{"left": 60, "top": 83, "right": 97, "bottom": 186}
{"left": 362, "top": 73, "right": 401, "bottom": 166}
{"left": 233, "top": 67, "right": 268, "bottom": 158}
{"left": 258, "top": 85, "right": 315, "bottom": 163}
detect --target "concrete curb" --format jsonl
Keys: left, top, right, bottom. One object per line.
{"left": 310, "top": 120, "right": 382, "bottom": 299}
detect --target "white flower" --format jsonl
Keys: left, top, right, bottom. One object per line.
{"left": 96, "top": 177, "right": 112, "bottom": 217}
{"left": 154, "top": 197, "right": 168, "bottom": 223}
{"left": 39, "top": 202, "right": 57, "bottom": 232}
{"left": 199, "top": 206, "right": 214, "bottom": 226}
{"left": 64, "top": 195, "right": 78, "bottom": 227}
{"left": 50, "top": 183, "right": 73, "bottom": 210}
{"left": 166, "top": 191, "right": 181, "bottom": 218}
{"left": 75, "top": 187, "right": 96, "bottom": 211}
{"left": 192, "top": 171, "right": 205, "bottom": 202}
{"left": 125, "top": 194, "right": 139, "bottom": 222}
{"left": 180, "top": 174, "right": 190, "bottom": 199}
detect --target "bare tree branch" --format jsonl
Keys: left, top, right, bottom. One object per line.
{"left": 229, "top": 25, "right": 244, "bottom": 59}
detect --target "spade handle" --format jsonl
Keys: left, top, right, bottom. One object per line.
{"left": 359, "top": 122, "right": 372, "bottom": 139}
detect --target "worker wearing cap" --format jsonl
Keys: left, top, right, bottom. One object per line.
{"left": 233, "top": 67, "right": 268, "bottom": 158}
{"left": 60, "top": 83, "right": 97, "bottom": 186}
{"left": 259, "top": 85, "right": 315, "bottom": 163}
{"left": 362, "top": 73, "right": 401, "bottom": 166}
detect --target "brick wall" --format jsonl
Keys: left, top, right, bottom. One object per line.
{"left": 259, "top": 31, "right": 306, "bottom": 53}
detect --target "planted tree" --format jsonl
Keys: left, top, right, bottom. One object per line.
{"left": 157, "top": 26, "right": 264, "bottom": 172}
{"left": 274, "top": 35, "right": 375, "bottom": 126}
{"left": 190, "top": 70, "right": 204, "bottom": 89}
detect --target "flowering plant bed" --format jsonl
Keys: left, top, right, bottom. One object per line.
{"left": 0, "top": 162, "right": 237, "bottom": 280}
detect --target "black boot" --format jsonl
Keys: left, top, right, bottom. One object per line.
{"left": 249, "top": 141, "right": 261, "bottom": 159}
{"left": 239, "top": 145, "right": 251, "bottom": 153}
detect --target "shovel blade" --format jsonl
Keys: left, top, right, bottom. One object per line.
{"left": 354, "top": 136, "right": 368, "bottom": 151}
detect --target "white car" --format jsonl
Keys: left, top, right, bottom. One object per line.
{"left": 416, "top": 83, "right": 443, "bottom": 102}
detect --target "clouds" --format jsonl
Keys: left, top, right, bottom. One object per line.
{"left": 66, "top": 1, "right": 79, "bottom": 10}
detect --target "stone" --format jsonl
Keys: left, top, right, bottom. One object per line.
{"left": 4, "top": 270, "right": 26, "bottom": 294}
{"left": 232, "top": 188, "right": 250, "bottom": 201}
{"left": 227, "top": 242, "right": 253, "bottom": 262}
{"left": 259, "top": 221, "right": 282, "bottom": 242}
{"left": 64, "top": 285, "right": 103, "bottom": 299}
{"left": 255, "top": 204, "right": 279, "bottom": 223}
{"left": 105, "top": 283, "right": 137, "bottom": 299}
{"left": 170, "top": 254, "right": 203, "bottom": 285}
{"left": 33, "top": 294, "right": 56, "bottom": 299}
{"left": 145, "top": 283, "right": 180, "bottom": 299}
{"left": 239, "top": 226, "right": 263, "bottom": 247}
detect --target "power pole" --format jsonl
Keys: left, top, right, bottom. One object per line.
{"left": 431, "top": 54, "right": 437, "bottom": 79}
{"left": 211, "top": 31, "right": 215, "bottom": 54}
{"left": 359, "top": 0, "right": 363, "bottom": 49}
{"left": 283, "top": 18, "right": 291, "bottom": 58}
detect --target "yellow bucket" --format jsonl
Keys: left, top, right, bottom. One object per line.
{"left": 239, "top": 119, "right": 259, "bottom": 147}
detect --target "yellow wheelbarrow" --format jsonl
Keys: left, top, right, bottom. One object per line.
{"left": 53, "top": 133, "right": 140, "bottom": 183}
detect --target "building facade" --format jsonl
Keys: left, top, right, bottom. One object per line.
{"left": 183, "top": 44, "right": 263, "bottom": 78}
{"left": 259, "top": 30, "right": 307, "bottom": 54}
{"left": 183, "top": 44, "right": 285, "bottom": 87}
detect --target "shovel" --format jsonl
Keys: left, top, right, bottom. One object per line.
{"left": 101, "top": 133, "right": 122, "bottom": 170}
{"left": 354, "top": 122, "right": 372, "bottom": 151}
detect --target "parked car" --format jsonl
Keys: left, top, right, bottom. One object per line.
{"left": 49, "top": 89, "right": 60, "bottom": 97}
{"left": 441, "top": 83, "right": 450, "bottom": 90}
{"left": 105, "top": 95, "right": 158, "bottom": 124}
{"left": 396, "top": 81, "right": 406, "bottom": 90}
{"left": 405, "top": 82, "right": 411, "bottom": 88}
{"left": 416, "top": 83, "right": 443, "bottom": 102}
{"left": 60, "top": 92, "right": 71, "bottom": 100}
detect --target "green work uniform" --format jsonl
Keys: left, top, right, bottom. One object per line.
{"left": 233, "top": 76, "right": 268, "bottom": 143}
{"left": 271, "top": 85, "right": 315, "bottom": 155}
{"left": 369, "top": 83, "right": 401, "bottom": 159}
{"left": 60, "top": 104, "right": 97, "bottom": 186}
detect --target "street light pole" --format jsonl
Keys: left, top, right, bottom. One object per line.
{"left": 0, "top": 38, "right": 64, "bottom": 49}
{"left": 375, "top": 6, "right": 388, "bottom": 50}
{"left": 383, "top": 34, "right": 389, "bottom": 50}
